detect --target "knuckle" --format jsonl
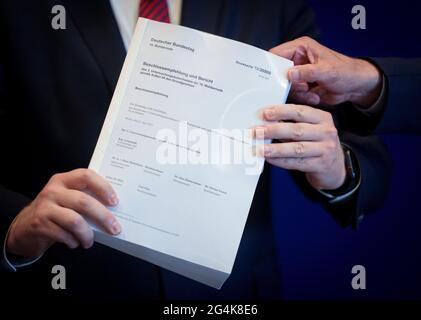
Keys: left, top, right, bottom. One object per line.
{"left": 39, "top": 186, "right": 58, "bottom": 200}
{"left": 294, "top": 142, "right": 306, "bottom": 156}
{"left": 324, "top": 125, "right": 338, "bottom": 139}
{"left": 70, "top": 215, "right": 84, "bottom": 231}
{"left": 49, "top": 173, "right": 60, "bottom": 183}
{"left": 80, "top": 169, "right": 94, "bottom": 182}
{"left": 49, "top": 172, "right": 65, "bottom": 184}
{"left": 301, "top": 36, "right": 312, "bottom": 43}
{"left": 29, "top": 202, "right": 53, "bottom": 232}
{"left": 326, "top": 141, "right": 337, "bottom": 151}
{"left": 30, "top": 216, "right": 43, "bottom": 231}
{"left": 321, "top": 110, "right": 333, "bottom": 123}
{"left": 77, "top": 194, "right": 91, "bottom": 211}
{"left": 292, "top": 123, "right": 304, "bottom": 139}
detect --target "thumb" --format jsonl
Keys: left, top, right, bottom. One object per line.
{"left": 288, "top": 64, "right": 323, "bottom": 83}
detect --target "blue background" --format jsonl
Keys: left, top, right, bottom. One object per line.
{"left": 272, "top": 0, "right": 421, "bottom": 299}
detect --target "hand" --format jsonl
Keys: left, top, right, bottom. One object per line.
{"left": 270, "top": 37, "right": 382, "bottom": 108}
{"left": 6, "top": 169, "right": 121, "bottom": 258}
{"left": 254, "top": 104, "right": 346, "bottom": 190}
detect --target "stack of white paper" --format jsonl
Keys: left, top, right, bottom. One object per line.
{"left": 89, "top": 18, "right": 292, "bottom": 289}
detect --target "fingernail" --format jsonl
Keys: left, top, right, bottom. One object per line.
{"left": 265, "top": 109, "right": 274, "bottom": 120}
{"left": 289, "top": 69, "right": 300, "bottom": 82}
{"left": 110, "top": 220, "right": 122, "bottom": 234}
{"left": 109, "top": 193, "right": 119, "bottom": 206}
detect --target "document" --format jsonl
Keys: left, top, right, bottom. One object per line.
{"left": 89, "top": 18, "right": 292, "bottom": 289}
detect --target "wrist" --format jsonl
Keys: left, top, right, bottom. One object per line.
{"left": 349, "top": 58, "right": 382, "bottom": 108}
{"left": 331, "top": 160, "right": 347, "bottom": 190}
{"left": 325, "top": 157, "right": 347, "bottom": 190}
{"left": 6, "top": 216, "right": 21, "bottom": 256}
{"left": 5, "top": 207, "right": 35, "bottom": 258}
{"left": 3, "top": 214, "right": 44, "bottom": 270}
{"left": 318, "top": 145, "right": 361, "bottom": 201}
{"left": 306, "top": 157, "right": 346, "bottom": 191}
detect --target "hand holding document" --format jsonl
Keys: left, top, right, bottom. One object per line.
{"left": 89, "top": 18, "right": 292, "bottom": 288}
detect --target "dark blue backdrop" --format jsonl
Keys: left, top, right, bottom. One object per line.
{"left": 271, "top": 0, "right": 421, "bottom": 299}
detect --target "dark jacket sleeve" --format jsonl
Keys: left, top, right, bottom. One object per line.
{"left": 334, "top": 58, "right": 421, "bottom": 135}
{"left": 0, "top": 48, "right": 32, "bottom": 271}
{"left": 373, "top": 58, "right": 421, "bottom": 134}
{"left": 0, "top": 188, "right": 31, "bottom": 270}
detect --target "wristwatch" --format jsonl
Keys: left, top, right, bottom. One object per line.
{"left": 318, "top": 144, "right": 364, "bottom": 230}
{"left": 318, "top": 144, "right": 360, "bottom": 201}
{"left": 317, "top": 144, "right": 362, "bottom": 229}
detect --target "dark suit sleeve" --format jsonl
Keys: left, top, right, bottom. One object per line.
{"left": 333, "top": 132, "right": 392, "bottom": 226}
{"left": 373, "top": 58, "right": 421, "bottom": 134}
{"left": 0, "top": 188, "right": 31, "bottom": 270}
{"left": 0, "top": 55, "right": 32, "bottom": 271}
{"left": 334, "top": 58, "right": 421, "bottom": 135}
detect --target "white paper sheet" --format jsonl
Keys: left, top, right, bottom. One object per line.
{"left": 89, "top": 18, "right": 292, "bottom": 289}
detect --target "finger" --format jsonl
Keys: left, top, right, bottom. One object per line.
{"left": 55, "top": 189, "right": 121, "bottom": 236}
{"left": 289, "top": 91, "right": 321, "bottom": 105}
{"left": 266, "top": 156, "right": 321, "bottom": 173}
{"left": 263, "top": 104, "right": 328, "bottom": 124}
{"left": 270, "top": 37, "right": 313, "bottom": 60}
{"left": 262, "top": 142, "right": 324, "bottom": 158}
{"left": 309, "top": 85, "right": 327, "bottom": 97}
{"left": 288, "top": 64, "right": 325, "bottom": 83}
{"left": 291, "top": 82, "right": 310, "bottom": 93}
{"left": 256, "top": 123, "right": 324, "bottom": 141}
{"left": 310, "top": 86, "right": 346, "bottom": 105}
{"left": 40, "top": 219, "right": 80, "bottom": 249}
{"left": 270, "top": 44, "right": 297, "bottom": 60}
{"left": 57, "top": 169, "right": 118, "bottom": 206}
{"left": 47, "top": 205, "right": 94, "bottom": 249}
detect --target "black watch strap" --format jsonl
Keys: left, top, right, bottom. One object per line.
{"left": 318, "top": 144, "right": 363, "bottom": 229}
